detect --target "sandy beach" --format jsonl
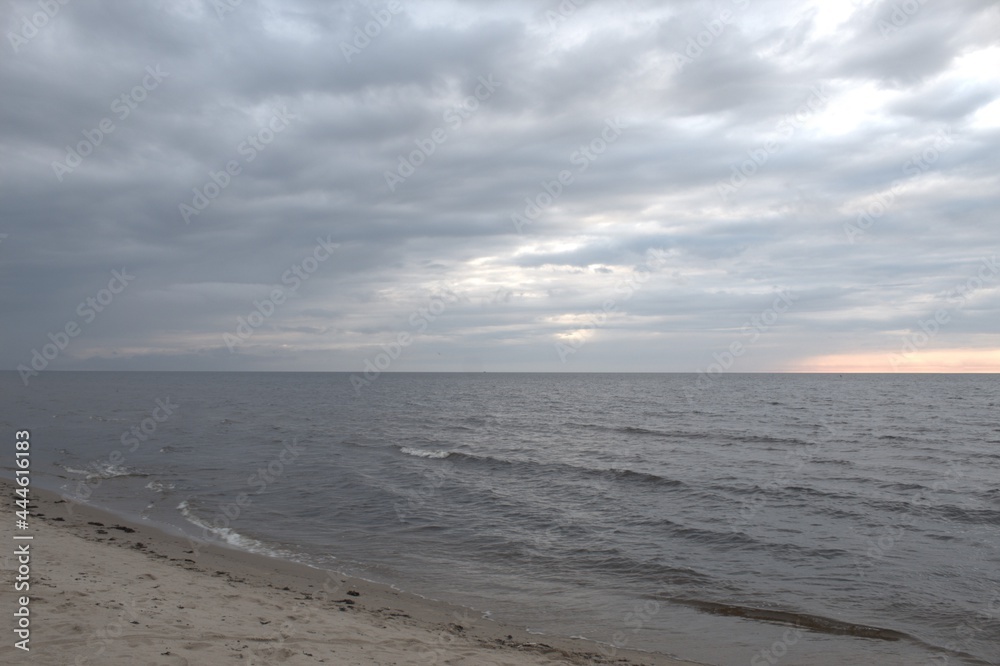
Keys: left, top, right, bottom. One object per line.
{"left": 0, "top": 480, "right": 699, "bottom": 666}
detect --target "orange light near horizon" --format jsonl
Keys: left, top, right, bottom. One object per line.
{"left": 787, "top": 349, "right": 1000, "bottom": 373}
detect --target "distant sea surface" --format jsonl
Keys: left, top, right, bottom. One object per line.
{"left": 3, "top": 372, "right": 998, "bottom": 665}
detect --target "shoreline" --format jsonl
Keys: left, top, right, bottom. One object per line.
{"left": 1, "top": 479, "right": 702, "bottom": 665}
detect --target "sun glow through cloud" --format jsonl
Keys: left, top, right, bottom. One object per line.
{"left": 790, "top": 349, "right": 1000, "bottom": 373}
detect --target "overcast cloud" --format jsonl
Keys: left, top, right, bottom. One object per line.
{"left": 2, "top": 0, "right": 998, "bottom": 378}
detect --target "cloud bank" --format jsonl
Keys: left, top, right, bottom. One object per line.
{"left": 2, "top": 0, "right": 999, "bottom": 377}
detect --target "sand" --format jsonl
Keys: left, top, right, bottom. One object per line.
{"left": 0, "top": 480, "right": 701, "bottom": 665}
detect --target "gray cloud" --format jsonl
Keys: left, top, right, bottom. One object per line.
{"left": 2, "top": 0, "right": 999, "bottom": 378}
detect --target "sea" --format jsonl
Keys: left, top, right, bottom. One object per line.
{"left": 2, "top": 371, "right": 998, "bottom": 665}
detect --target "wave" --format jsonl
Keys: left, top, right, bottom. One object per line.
{"left": 636, "top": 516, "right": 853, "bottom": 560}
{"left": 88, "top": 415, "right": 130, "bottom": 423}
{"left": 730, "top": 480, "right": 1000, "bottom": 526}
{"left": 570, "top": 422, "right": 680, "bottom": 438}
{"left": 400, "top": 447, "right": 452, "bottom": 459}
{"left": 393, "top": 446, "right": 512, "bottom": 468}
{"left": 621, "top": 425, "right": 671, "bottom": 436}
{"left": 176, "top": 500, "right": 294, "bottom": 560}
{"left": 392, "top": 444, "right": 695, "bottom": 493}
{"left": 388, "top": 440, "right": 1000, "bottom": 531}
{"left": 663, "top": 597, "right": 990, "bottom": 663}
{"left": 573, "top": 554, "right": 714, "bottom": 587}
{"left": 876, "top": 481, "right": 933, "bottom": 493}
{"left": 567, "top": 423, "right": 815, "bottom": 447}
{"left": 60, "top": 463, "right": 149, "bottom": 480}
{"left": 935, "top": 504, "right": 1000, "bottom": 524}
{"left": 979, "top": 488, "right": 1000, "bottom": 504}
{"left": 664, "top": 597, "right": 913, "bottom": 641}
{"left": 605, "top": 467, "right": 685, "bottom": 487}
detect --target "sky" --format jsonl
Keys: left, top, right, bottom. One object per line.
{"left": 1, "top": 0, "right": 998, "bottom": 377}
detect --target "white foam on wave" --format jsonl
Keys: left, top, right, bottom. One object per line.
{"left": 145, "top": 481, "right": 175, "bottom": 493}
{"left": 176, "top": 500, "right": 292, "bottom": 560}
{"left": 400, "top": 447, "right": 451, "bottom": 459}
{"left": 61, "top": 463, "right": 149, "bottom": 479}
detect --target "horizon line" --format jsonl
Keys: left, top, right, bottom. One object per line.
{"left": 4, "top": 369, "right": 998, "bottom": 375}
